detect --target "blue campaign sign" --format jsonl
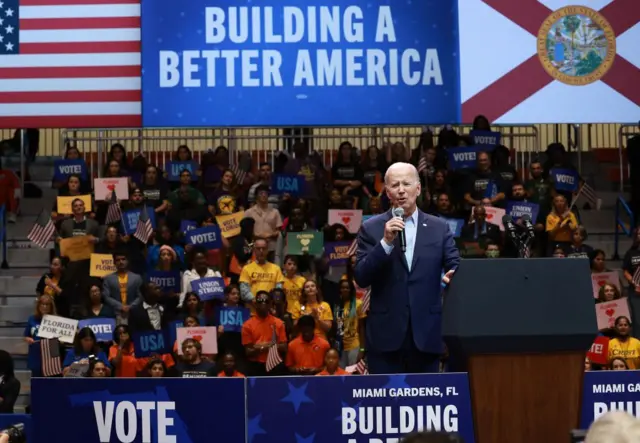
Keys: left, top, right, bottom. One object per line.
{"left": 167, "top": 320, "right": 184, "bottom": 351}
{"left": 246, "top": 373, "right": 475, "bottom": 443}
{"left": 132, "top": 330, "right": 171, "bottom": 358}
{"left": 180, "top": 220, "right": 197, "bottom": 234}
{"left": 216, "top": 306, "right": 250, "bottom": 332}
{"left": 31, "top": 378, "right": 246, "bottom": 443}
{"left": 272, "top": 174, "right": 305, "bottom": 196}
{"left": 0, "top": 415, "right": 32, "bottom": 443}
{"left": 122, "top": 206, "right": 157, "bottom": 235}
{"left": 141, "top": 0, "right": 460, "bottom": 127}
{"left": 506, "top": 201, "right": 540, "bottom": 223}
{"left": 324, "top": 241, "right": 351, "bottom": 266}
{"left": 186, "top": 225, "right": 222, "bottom": 249}
{"left": 551, "top": 168, "right": 579, "bottom": 192}
{"left": 191, "top": 277, "right": 226, "bottom": 301}
{"left": 470, "top": 130, "right": 501, "bottom": 147}
{"left": 441, "top": 218, "right": 464, "bottom": 238}
{"left": 446, "top": 146, "right": 494, "bottom": 170}
{"left": 580, "top": 370, "right": 640, "bottom": 428}
{"left": 53, "top": 159, "right": 88, "bottom": 181}
{"left": 147, "top": 270, "right": 181, "bottom": 293}
{"left": 78, "top": 318, "right": 116, "bottom": 342}
{"left": 166, "top": 161, "right": 198, "bottom": 181}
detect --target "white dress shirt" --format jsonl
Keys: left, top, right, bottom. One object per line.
{"left": 143, "top": 302, "right": 164, "bottom": 330}
{"left": 179, "top": 268, "right": 222, "bottom": 307}
{"left": 380, "top": 209, "right": 419, "bottom": 271}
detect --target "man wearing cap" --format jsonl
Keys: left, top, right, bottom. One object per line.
{"left": 241, "top": 291, "right": 288, "bottom": 376}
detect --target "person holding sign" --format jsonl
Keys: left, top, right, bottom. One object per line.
{"left": 354, "top": 162, "right": 459, "bottom": 374}
{"left": 52, "top": 145, "right": 89, "bottom": 191}
{"left": 607, "top": 316, "right": 640, "bottom": 369}
{"left": 52, "top": 175, "right": 93, "bottom": 226}
{"left": 180, "top": 248, "right": 224, "bottom": 307}
{"left": 175, "top": 338, "right": 216, "bottom": 378}
{"left": 62, "top": 327, "right": 110, "bottom": 376}
{"left": 58, "top": 198, "right": 99, "bottom": 240}
{"left": 545, "top": 195, "right": 578, "bottom": 250}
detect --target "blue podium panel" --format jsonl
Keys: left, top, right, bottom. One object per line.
{"left": 246, "top": 373, "right": 475, "bottom": 443}
{"left": 31, "top": 378, "right": 246, "bottom": 443}
{"left": 580, "top": 371, "right": 640, "bottom": 428}
{"left": 141, "top": 0, "right": 461, "bottom": 127}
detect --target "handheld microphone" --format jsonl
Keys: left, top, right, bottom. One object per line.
{"left": 522, "top": 214, "right": 536, "bottom": 239}
{"left": 392, "top": 207, "right": 406, "bottom": 252}
{"left": 502, "top": 214, "right": 518, "bottom": 241}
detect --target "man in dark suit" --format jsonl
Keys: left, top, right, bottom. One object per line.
{"left": 460, "top": 204, "right": 502, "bottom": 248}
{"left": 354, "top": 162, "right": 460, "bottom": 374}
{"left": 102, "top": 252, "right": 143, "bottom": 323}
{"left": 128, "top": 282, "right": 178, "bottom": 334}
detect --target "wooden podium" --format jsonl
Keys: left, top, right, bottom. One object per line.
{"left": 443, "top": 258, "right": 596, "bottom": 443}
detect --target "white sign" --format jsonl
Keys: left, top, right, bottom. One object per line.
{"left": 37, "top": 314, "right": 79, "bottom": 344}
{"left": 65, "top": 363, "right": 89, "bottom": 378}
{"left": 176, "top": 326, "right": 218, "bottom": 355}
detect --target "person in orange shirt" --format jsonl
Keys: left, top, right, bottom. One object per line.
{"left": 109, "top": 324, "right": 175, "bottom": 377}
{"left": 241, "top": 291, "right": 287, "bottom": 376}
{"left": 316, "top": 349, "right": 349, "bottom": 376}
{"left": 218, "top": 352, "right": 245, "bottom": 378}
{"left": 286, "top": 316, "right": 330, "bottom": 375}
{"left": 143, "top": 358, "right": 168, "bottom": 377}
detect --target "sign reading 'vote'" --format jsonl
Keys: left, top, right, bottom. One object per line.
{"left": 447, "top": 146, "right": 496, "bottom": 170}
{"left": 53, "top": 159, "right": 87, "bottom": 181}
{"left": 186, "top": 226, "right": 222, "bottom": 249}
{"left": 552, "top": 169, "right": 579, "bottom": 192}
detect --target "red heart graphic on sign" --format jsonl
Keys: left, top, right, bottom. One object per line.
{"left": 605, "top": 309, "right": 615, "bottom": 317}
{"left": 107, "top": 184, "right": 116, "bottom": 191}
{"left": 342, "top": 216, "right": 351, "bottom": 225}
{"left": 597, "top": 279, "right": 607, "bottom": 287}
{"left": 192, "top": 335, "right": 203, "bottom": 342}
{"left": 486, "top": 213, "right": 493, "bottom": 220}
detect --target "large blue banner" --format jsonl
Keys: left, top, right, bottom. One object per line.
{"left": 246, "top": 373, "right": 475, "bottom": 443}
{"left": 141, "top": 0, "right": 461, "bottom": 126}
{"left": 31, "top": 378, "right": 246, "bottom": 443}
{"left": 580, "top": 370, "right": 640, "bottom": 428}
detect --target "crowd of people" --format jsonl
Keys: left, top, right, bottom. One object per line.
{"left": 16, "top": 116, "right": 640, "bottom": 383}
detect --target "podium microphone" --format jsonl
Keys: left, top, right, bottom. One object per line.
{"left": 522, "top": 214, "right": 536, "bottom": 239}
{"left": 392, "top": 207, "right": 406, "bottom": 252}
{"left": 502, "top": 214, "right": 518, "bottom": 242}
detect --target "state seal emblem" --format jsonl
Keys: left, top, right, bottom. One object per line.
{"left": 537, "top": 6, "right": 616, "bottom": 86}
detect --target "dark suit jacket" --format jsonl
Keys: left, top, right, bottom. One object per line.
{"left": 460, "top": 221, "right": 501, "bottom": 246}
{"left": 0, "top": 377, "right": 20, "bottom": 413}
{"left": 354, "top": 209, "right": 460, "bottom": 354}
{"left": 128, "top": 297, "right": 178, "bottom": 334}
{"left": 102, "top": 272, "right": 143, "bottom": 311}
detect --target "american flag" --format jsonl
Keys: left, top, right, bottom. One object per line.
{"left": 230, "top": 164, "right": 246, "bottom": 186}
{"left": 346, "top": 238, "right": 357, "bottom": 257}
{"left": 133, "top": 204, "right": 153, "bottom": 243}
{"left": 265, "top": 326, "right": 282, "bottom": 372}
{"left": 104, "top": 188, "right": 122, "bottom": 224}
{"left": 40, "top": 338, "right": 62, "bottom": 377}
{"left": 355, "top": 359, "right": 369, "bottom": 375}
{"left": 632, "top": 266, "right": 640, "bottom": 287}
{"left": 28, "top": 210, "right": 56, "bottom": 248}
{"left": 361, "top": 288, "right": 371, "bottom": 313}
{"left": 417, "top": 156, "right": 427, "bottom": 174}
{"left": 0, "top": 0, "right": 141, "bottom": 128}
{"left": 571, "top": 183, "right": 602, "bottom": 211}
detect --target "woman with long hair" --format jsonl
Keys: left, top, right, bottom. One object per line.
{"left": 207, "top": 168, "right": 244, "bottom": 216}
{"left": 63, "top": 327, "right": 111, "bottom": 376}
{"left": 334, "top": 279, "right": 366, "bottom": 367}
{"left": 291, "top": 280, "right": 333, "bottom": 339}
{"left": 80, "top": 284, "right": 115, "bottom": 319}
{"left": 607, "top": 316, "right": 640, "bottom": 369}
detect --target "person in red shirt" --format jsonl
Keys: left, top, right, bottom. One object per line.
{"left": 316, "top": 348, "right": 349, "bottom": 376}
{"left": 0, "top": 165, "right": 19, "bottom": 223}
{"left": 241, "top": 291, "right": 287, "bottom": 376}
{"left": 286, "top": 315, "right": 330, "bottom": 375}
{"left": 218, "top": 352, "right": 245, "bottom": 378}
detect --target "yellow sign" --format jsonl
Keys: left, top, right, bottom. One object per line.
{"left": 56, "top": 195, "right": 92, "bottom": 215}
{"left": 90, "top": 253, "right": 116, "bottom": 277}
{"left": 60, "top": 235, "right": 94, "bottom": 262}
{"left": 537, "top": 6, "right": 615, "bottom": 86}
{"left": 215, "top": 211, "right": 244, "bottom": 238}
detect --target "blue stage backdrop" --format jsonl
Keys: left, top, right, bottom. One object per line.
{"left": 31, "top": 378, "right": 246, "bottom": 443}
{"left": 580, "top": 370, "right": 640, "bottom": 428}
{"left": 246, "top": 373, "right": 475, "bottom": 443}
{"left": 141, "top": 0, "right": 460, "bottom": 127}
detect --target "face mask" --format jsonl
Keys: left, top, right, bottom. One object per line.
{"left": 486, "top": 250, "right": 500, "bottom": 258}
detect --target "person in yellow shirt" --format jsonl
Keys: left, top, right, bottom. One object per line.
{"left": 239, "top": 238, "right": 284, "bottom": 303}
{"left": 282, "top": 255, "right": 305, "bottom": 313}
{"left": 290, "top": 280, "right": 333, "bottom": 339}
{"left": 545, "top": 194, "right": 578, "bottom": 246}
{"left": 335, "top": 279, "right": 366, "bottom": 367}
{"left": 608, "top": 316, "right": 640, "bottom": 369}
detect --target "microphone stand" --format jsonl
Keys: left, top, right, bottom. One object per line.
{"left": 507, "top": 230, "right": 533, "bottom": 258}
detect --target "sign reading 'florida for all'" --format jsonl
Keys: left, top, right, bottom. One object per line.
{"left": 141, "top": 0, "right": 460, "bottom": 126}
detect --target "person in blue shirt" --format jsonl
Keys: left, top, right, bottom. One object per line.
{"left": 24, "top": 294, "right": 56, "bottom": 377}
{"left": 63, "top": 327, "right": 111, "bottom": 376}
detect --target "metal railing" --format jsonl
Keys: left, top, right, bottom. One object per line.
{"left": 613, "top": 196, "right": 635, "bottom": 260}
{"left": 618, "top": 123, "right": 639, "bottom": 192}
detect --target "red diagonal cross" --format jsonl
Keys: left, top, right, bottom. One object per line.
{"left": 462, "top": 0, "right": 640, "bottom": 122}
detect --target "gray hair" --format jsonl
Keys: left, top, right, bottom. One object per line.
{"left": 384, "top": 162, "right": 420, "bottom": 186}
{"left": 586, "top": 412, "right": 640, "bottom": 443}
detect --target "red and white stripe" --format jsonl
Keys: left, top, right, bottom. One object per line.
{"left": 632, "top": 266, "right": 640, "bottom": 288}
{"left": 361, "top": 288, "right": 371, "bottom": 313}
{"left": 265, "top": 327, "right": 282, "bottom": 372}
{"left": 41, "top": 338, "right": 63, "bottom": 377}
{"left": 0, "top": 0, "right": 141, "bottom": 128}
